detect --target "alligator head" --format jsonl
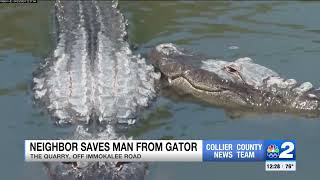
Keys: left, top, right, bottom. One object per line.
{"left": 32, "top": 0, "right": 159, "bottom": 179}
{"left": 150, "top": 43, "right": 320, "bottom": 115}
{"left": 43, "top": 124, "right": 147, "bottom": 180}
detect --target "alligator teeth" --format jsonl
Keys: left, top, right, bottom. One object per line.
{"left": 168, "top": 78, "right": 172, "bottom": 84}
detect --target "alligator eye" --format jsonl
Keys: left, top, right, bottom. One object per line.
{"left": 61, "top": 162, "right": 79, "bottom": 169}
{"left": 224, "top": 65, "right": 245, "bottom": 82}
{"left": 225, "top": 66, "right": 238, "bottom": 73}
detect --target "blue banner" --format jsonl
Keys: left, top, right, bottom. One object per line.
{"left": 202, "top": 140, "right": 295, "bottom": 162}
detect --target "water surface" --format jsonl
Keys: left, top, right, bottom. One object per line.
{"left": 0, "top": 1, "right": 320, "bottom": 179}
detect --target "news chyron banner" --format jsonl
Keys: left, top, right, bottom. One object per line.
{"left": 25, "top": 140, "right": 296, "bottom": 171}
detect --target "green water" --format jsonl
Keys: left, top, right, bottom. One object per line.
{"left": 1, "top": 1, "right": 320, "bottom": 179}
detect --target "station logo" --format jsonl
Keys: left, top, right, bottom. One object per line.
{"left": 267, "top": 144, "right": 279, "bottom": 158}
{"left": 265, "top": 140, "right": 295, "bottom": 161}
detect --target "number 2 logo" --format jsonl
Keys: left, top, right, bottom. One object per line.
{"left": 279, "top": 142, "right": 294, "bottom": 159}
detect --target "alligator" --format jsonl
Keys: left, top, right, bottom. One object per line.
{"left": 33, "top": 0, "right": 159, "bottom": 179}
{"left": 149, "top": 43, "right": 320, "bottom": 116}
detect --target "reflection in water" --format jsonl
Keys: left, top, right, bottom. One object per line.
{"left": 0, "top": 88, "right": 10, "bottom": 96}
{"left": 121, "top": 1, "right": 236, "bottom": 45}
{"left": 0, "top": 2, "right": 53, "bottom": 56}
{"left": 0, "top": 82, "right": 28, "bottom": 96}
{"left": 128, "top": 106, "right": 173, "bottom": 137}
{"left": 232, "top": 2, "right": 305, "bottom": 30}
{"left": 159, "top": 135, "right": 175, "bottom": 140}
{"left": 121, "top": 1, "right": 305, "bottom": 48}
